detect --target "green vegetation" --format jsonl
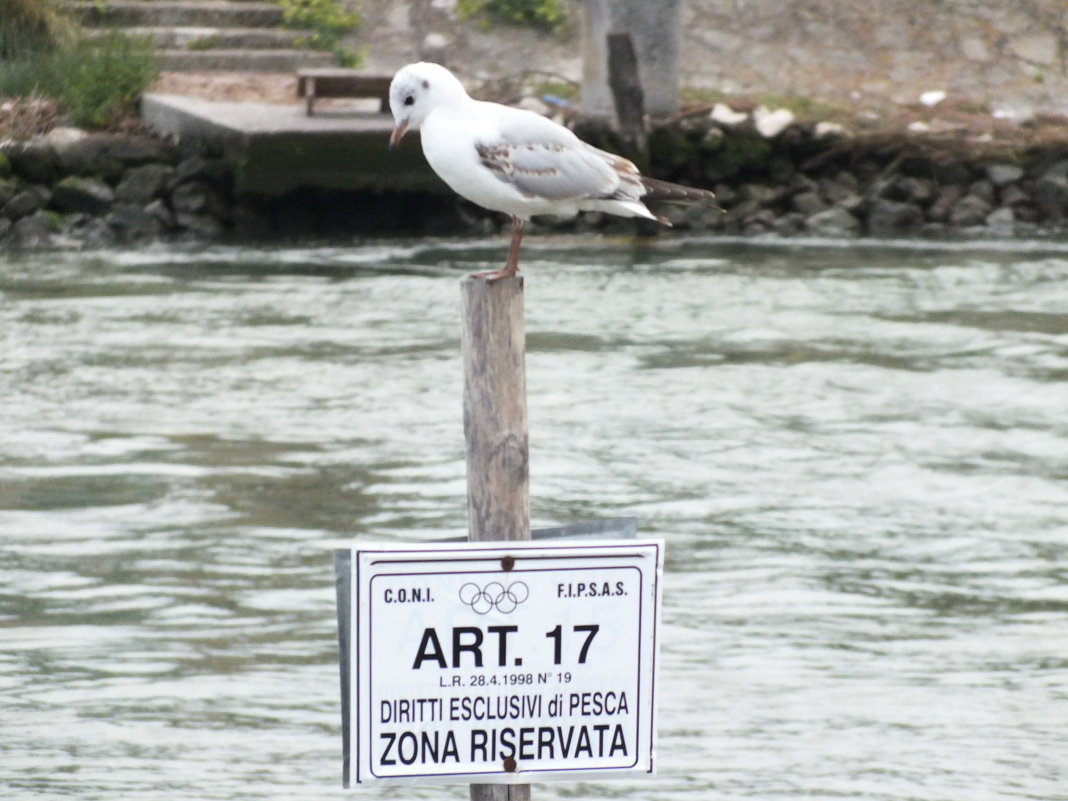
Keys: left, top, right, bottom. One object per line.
{"left": 532, "top": 79, "right": 579, "bottom": 103}
{"left": 1, "top": 26, "right": 159, "bottom": 129}
{"left": 1, "top": 0, "right": 76, "bottom": 58}
{"left": 275, "top": 0, "right": 362, "bottom": 66}
{"left": 457, "top": 0, "right": 568, "bottom": 32}
{"left": 187, "top": 33, "right": 221, "bottom": 51}
{"left": 56, "top": 31, "right": 160, "bottom": 127}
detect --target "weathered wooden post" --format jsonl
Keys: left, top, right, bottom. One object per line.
{"left": 606, "top": 31, "right": 648, "bottom": 162}
{"left": 582, "top": 0, "right": 682, "bottom": 118}
{"left": 460, "top": 274, "right": 531, "bottom": 801}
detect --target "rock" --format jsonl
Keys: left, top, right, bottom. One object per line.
{"left": 710, "top": 103, "right": 748, "bottom": 127}
{"left": 986, "top": 206, "right": 1015, "bottom": 230}
{"left": 791, "top": 191, "right": 826, "bottom": 216}
{"left": 107, "top": 135, "right": 177, "bottom": 166}
{"left": 991, "top": 105, "right": 1035, "bottom": 125}
{"left": 6, "top": 138, "right": 55, "bottom": 183}
{"left": 174, "top": 154, "right": 232, "bottom": 188}
{"left": 967, "top": 179, "right": 996, "bottom": 205}
{"left": 1033, "top": 175, "right": 1068, "bottom": 221}
{"left": 420, "top": 31, "right": 453, "bottom": 62}
{"left": 711, "top": 182, "right": 736, "bottom": 206}
{"left": 920, "top": 89, "right": 946, "bottom": 107}
{"left": 742, "top": 208, "right": 777, "bottom": 235}
{"left": 814, "top": 121, "right": 851, "bottom": 139}
{"left": 753, "top": 105, "right": 795, "bottom": 138}
{"left": 935, "top": 161, "right": 973, "bottom": 185}
{"left": 0, "top": 177, "right": 17, "bottom": 207}
{"left": 927, "top": 185, "right": 964, "bottom": 222}
{"left": 961, "top": 37, "right": 990, "bottom": 62}
{"left": 0, "top": 150, "right": 10, "bottom": 178}
{"left": 986, "top": 163, "right": 1024, "bottom": 186}
{"left": 49, "top": 130, "right": 113, "bottom": 177}
{"left": 0, "top": 217, "right": 11, "bottom": 241}
{"left": 1041, "top": 159, "right": 1068, "bottom": 181}
{"left": 176, "top": 212, "right": 224, "bottom": 238}
{"left": 76, "top": 217, "right": 117, "bottom": 248}
{"left": 999, "top": 184, "right": 1030, "bottom": 207}
{"left": 882, "top": 176, "right": 934, "bottom": 205}
{"left": 3, "top": 186, "right": 49, "bottom": 220}
{"left": 144, "top": 199, "right": 175, "bottom": 228}
{"left": 107, "top": 203, "right": 163, "bottom": 242}
{"left": 8, "top": 211, "right": 56, "bottom": 249}
{"left": 44, "top": 126, "right": 90, "bottom": 156}
{"left": 737, "top": 182, "right": 778, "bottom": 205}
{"left": 867, "top": 198, "right": 924, "bottom": 235}
{"left": 805, "top": 206, "right": 860, "bottom": 237}
{"left": 949, "top": 194, "right": 993, "bottom": 226}
{"left": 50, "top": 175, "right": 115, "bottom": 215}
{"left": 115, "top": 164, "right": 175, "bottom": 204}
{"left": 1010, "top": 34, "right": 1058, "bottom": 66}
{"left": 170, "top": 180, "right": 224, "bottom": 217}
{"left": 773, "top": 212, "right": 805, "bottom": 236}
{"left": 51, "top": 131, "right": 176, "bottom": 178}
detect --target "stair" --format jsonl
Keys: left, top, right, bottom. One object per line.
{"left": 69, "top": 0, "right": 339, "bottom": 72}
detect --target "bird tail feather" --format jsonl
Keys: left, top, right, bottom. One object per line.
{"left": 640, "top": 177, "right": 718, "bottom": 204}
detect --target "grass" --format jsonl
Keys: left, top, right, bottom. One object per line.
{"left": 0, "top": 0, "right": 76, "bottom": 59}
{"left": 0, "top": 29, "right": 160, "bottom": 129}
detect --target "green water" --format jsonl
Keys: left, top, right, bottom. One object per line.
{"left": 2, "top": 235, "right": 1067, "bottom": 799}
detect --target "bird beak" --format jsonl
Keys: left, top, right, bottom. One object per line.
{"left": 389, "top": 121, "right": 409, "bottom": 151}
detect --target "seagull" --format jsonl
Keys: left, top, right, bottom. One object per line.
{"left": 388, "top": 62, "right": 716, "bottom": 280}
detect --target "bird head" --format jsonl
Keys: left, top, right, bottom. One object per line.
{"left": 388, "top": 62, "right": 469, "bottom": 150}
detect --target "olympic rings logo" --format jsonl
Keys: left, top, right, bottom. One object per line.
{"left": 458, "top": 581, "right": 529, "bottom": 615}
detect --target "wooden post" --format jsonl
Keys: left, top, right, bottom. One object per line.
{"left": 461, "top": 276, "right": 531, "bottom": 543}
{"left": 461, "top": 275, "right": 531, "bottom": 801}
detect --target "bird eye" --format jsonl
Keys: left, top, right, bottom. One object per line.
{"left": 403, "top": 95, "right": 415, "bottom": 106}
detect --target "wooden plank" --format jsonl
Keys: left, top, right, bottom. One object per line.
{"left": 460, "top": 274, "right": 532, "bottom": 801}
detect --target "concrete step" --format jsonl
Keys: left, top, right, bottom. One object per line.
{"left": 108, "top": 25, "right": 312, "bottom": 50}
{"left": 69, "top": 0, "right": 283, "bottom": 28}
{"left": 159, "top": 48, "right": 337, "bottom": 71}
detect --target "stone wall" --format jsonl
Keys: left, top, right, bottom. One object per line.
{"left": 682, "top": 0, "right": 1068, "bottom": 116}
{"left": 357, "top": 0, "right": 1067, "bottom": 116}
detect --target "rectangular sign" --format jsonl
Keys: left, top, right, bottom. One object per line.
{"left": 342, "top": 539, "right": 663, "bottom": 785}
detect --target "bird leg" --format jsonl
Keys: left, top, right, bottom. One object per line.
{"left": 471, "top": 216, "right": 524, "bottom": 281}
{"left": 504, "top": 216, "right": 524, "bottom": 276}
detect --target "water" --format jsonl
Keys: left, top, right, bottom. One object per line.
{"left": 2, "top": 235, "right": 1067, "bottom": 800}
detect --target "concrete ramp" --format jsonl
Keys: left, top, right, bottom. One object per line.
{"left": 142, "top": 93, "right": 443, "bottom": 196}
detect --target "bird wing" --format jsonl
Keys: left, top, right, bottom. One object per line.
{"left": 475, "top": 105, "right": 636, "bottom": 202}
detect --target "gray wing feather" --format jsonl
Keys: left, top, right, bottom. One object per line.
{"left": 476, "top": 106, "right": 629, "bottom": 201}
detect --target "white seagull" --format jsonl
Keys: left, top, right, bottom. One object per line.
{"left": 388, "top": 62, "right": 716, "bottom": 280}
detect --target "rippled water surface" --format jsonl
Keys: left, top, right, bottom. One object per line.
{"left": 2, "top": 236, "right": 1067, "bottom": 800}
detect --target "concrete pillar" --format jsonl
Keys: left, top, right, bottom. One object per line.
{"left": 582, "top": 0, "right": 681, "bottom": 117}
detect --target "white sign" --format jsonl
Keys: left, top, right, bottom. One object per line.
{"left": 345, "top": 539, "right": 663, "bottom": 785}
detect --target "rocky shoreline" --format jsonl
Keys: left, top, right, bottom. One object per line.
{"left": 3, "top": 105, "right": 1068, "bottom": 251}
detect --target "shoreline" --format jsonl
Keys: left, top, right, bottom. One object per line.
{"left": 2, "top": 98, "right": 1068, "bottom": 251}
